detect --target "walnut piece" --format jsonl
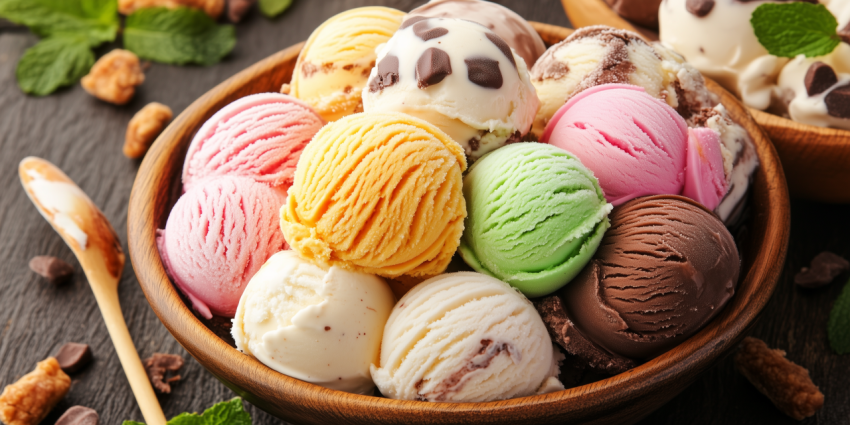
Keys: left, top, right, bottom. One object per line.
{"left": 0, "top": 358, "right": 71, "bottom": 425}
{"left": 735, "top": 337, "right": 824, "bottom": 420}
{"left": 118, "top": 0, "right": 225, "bottom": 19}
{"left": 143, "top": 353, "right": 184, "bottom": 393}
{"left": 81, "top": 49, "right": 145, "bottom": 105}
{"left": 124, "top": 102, "right": 173, "bottom": 159}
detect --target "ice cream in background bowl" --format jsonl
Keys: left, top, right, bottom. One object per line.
{"left": 232, "top": 250, "right": 395, "bottom": 395}
{"left": 157, "top": 176, "right": 288, "bottom": 319}
{"left": 405, "top": 0, "right": 547, "bottom": 68}
{"left": 127, "top": 13, "right": 791, "bottom": 424}
{"left": 290, "top": 6, "right": 405, "bottom": 122}
{"left": 372, "top": 272, "right": 564, "bottom": 402}
{"left": 459, "top": 142, "right": 612, "bottom": 298}
{"left": 362, "top": 17, "right": 539, "bottom": 160}
{"left": 279, "top": 111, "right": 467, "bottom": 279}
{"left": 182, "top": 93, "right": 325, "bottom": 193}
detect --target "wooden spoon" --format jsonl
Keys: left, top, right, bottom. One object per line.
{"left": 19, "top": 157, "right": 166, "bottom": 425}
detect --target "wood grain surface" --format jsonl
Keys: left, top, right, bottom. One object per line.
{"left": 0, "top": 1, "right": 847, "bottom": 424}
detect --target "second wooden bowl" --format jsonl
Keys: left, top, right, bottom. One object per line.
{"left": 561, "top": 0, "right": 850, "bottom": 203}
{"left": 128, "top": 23, "right": 790, "bottom": 425}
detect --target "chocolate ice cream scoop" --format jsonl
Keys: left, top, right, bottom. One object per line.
{"left": 540, "top": 195, "right": 740, "bottom": 368}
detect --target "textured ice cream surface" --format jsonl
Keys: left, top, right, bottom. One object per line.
{"left": 541, "top": 195, "right": 740, "bottom": 363}
{"left": 406, "top": 0, "right": 546, "bottom": 67}
{"left": 372, "top": 272, "right": 564, "bottom": 402}
{"left": 232, "top": 251, "right": 395, "bottom": 394}
{"left": 362, "top": 17, "right": 539, "bottom": 160}
{"left": 290, "top": 7, "right": 405, "bottom": 122}
{"left": 684, "top": 127, "right": 729, "bottom": 211}
{"left": 529, "top": 26, "right": 714, "bottom": 138}
{"left": 157, "top": 176, "right": 288, "bottom": 319}
{"left": 182, "top": 93, "right": 325, "bottom": 193}
{"left": 543, "top": 84, "right": 689, "bottom": 206}
{"left": 659, "top": 0, "right": 789, "bottom": 110}
{"left": 280, "top": 112, "right": 467, "bottom": 279}
{"left": 459, "top": 142, "right": 612, "bottom": 298}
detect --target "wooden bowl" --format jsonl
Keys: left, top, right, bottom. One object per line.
{"left": 561, "top": 0, "right": 850, "bottom": 203}
{"left": 128, "top": 23, "right": 790, "bottom": 425}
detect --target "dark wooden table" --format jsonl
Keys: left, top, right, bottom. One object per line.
{"left": 0, "top": 1, "right": 847, "bottom": 424}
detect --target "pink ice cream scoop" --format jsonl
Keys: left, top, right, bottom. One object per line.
{"left": 157, "top": 176, "right": 288, "bottom": 319}
{"left": 182, "top": 93, "right": 325, "bottom": 193}
{"left": 542, "top": 84, "right": 727, "bottom": 209}
{"left": 683, "top": 127, "right": 729, "bottom": 211}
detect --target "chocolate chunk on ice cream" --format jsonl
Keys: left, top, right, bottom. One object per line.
{"left": 538, "top": 195, "right": 740, "bottom": 364}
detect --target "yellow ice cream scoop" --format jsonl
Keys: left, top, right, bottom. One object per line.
{"left": 280, "top": 111, "right": 467, "bottom": 278}
{"left": 290, "top": 7, "right": 405, "bottom": 122}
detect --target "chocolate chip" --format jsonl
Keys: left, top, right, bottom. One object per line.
{"left": 686, "top": 0, "right": 715, "bottom": 17}
{"left": 804, "top": 62, "right": 838, "bottom": 96}
{"left": 368, "top": 55, "right": 400, "bottom": 92}
{"left": 795, "top": 251, "right": 849, "bottom": 288}
{"left": 143, "top": 353, "right": 184, "bottom": 394}
{"left": 413, "top": 21, "right": 449, "bottom": 42}
{"left": 505, "top": 130, "right": 523, "bottom": 145}
{"left": 465, "top": 57, "right": 503, "bottom": 89}
{"left": 416, "top": 48, "right": 452, "bottom": 89}
{"left": 56, "top": 342, "right": 92, "bottom": 374}
{"left": 838, "top": 22, "right": 850, "bottom": 45}
{"left": 486, "top": 33, "right": 516, "bottom": 68}
{"left": 400, "top": 15, "right": 429, "bottom": 30}
{"left": 226, "top": 0, "right": 255, "bottom": 23}
{"left": 29, "top": 256, "right": 74, "bottom": 285}
{"left": 825, "top": 85, "right": 850, "bottom": 118}
{"left": 56, "top": 406, "right": 99, "bottom": 425}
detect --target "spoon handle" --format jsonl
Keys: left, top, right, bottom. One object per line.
{"left": 92, "top": 285, "right": 167, "bottom": 425}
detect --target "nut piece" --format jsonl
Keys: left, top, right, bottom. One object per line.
{"left": 795, "top": 251, "right": 850, "bottom": 288}
{"left": 279, "top": 83, "right": 291, "bottom": 95}
{"left": 735, "top": 337, "right": 824, "bottom": 420}
{"left": 0, "top": 358, "right": 72, "bottom": 425}
{"left": 55, "top": 343, "right": 93, "bottom": 374}
{"left": 227, "top": 0, "right": 256, "bottom": 22}
{"left": 28, "top": 256, "right": 74, "bottom": 285}
{"left": 124, "top": 103, "right": 173, "bottom": 159}
{"left": 55, "top": 406, "right": 99, "bottom": 425}
{"left": 81, "top": 49, "right": 145, "bottom": 105}
{"left": 142, "top": 353, "right": 184, "bottom": 394}
{"left": 118, "top": 0, "right": 225, "bottom": 19}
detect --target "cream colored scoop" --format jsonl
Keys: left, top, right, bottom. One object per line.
{"left": 19, "top": 157, "right": 166, "bottom": 425}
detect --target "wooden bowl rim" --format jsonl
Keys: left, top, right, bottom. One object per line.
{"left": 128, "top": 22, "right": 790, "bottom": 420}
{"left": 561, "top": 0, "right": 850, "bottom": 146}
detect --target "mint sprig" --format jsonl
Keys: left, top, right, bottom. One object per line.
{"left": 259, "top": 0, "right": 293, "bottom": 18}
{"left": 16, "top": 35, "right": 94, "bottom": 96}
{"left": 0, "top": 0, "right": 118, "bottom": 46}
{"left": 122, "top": 397, "right": 252, "bottom": 425}
{"left": 828, "top": 278, "right": 850, "bottom": 354}
{"left": 751, "top": 3, "right": 842, "bottom": 58}
{"left": 124, "top": 7, "right": 236, "bottom": 66}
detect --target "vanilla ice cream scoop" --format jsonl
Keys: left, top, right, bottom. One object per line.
{"left": 371, "top": 272, "right": 563, "bottom": 402}
{"left": 362, "top": 17, "right": 539, "bottom": 160}
{"left": 232, "top": 251, "right": 395, "bottom": 394}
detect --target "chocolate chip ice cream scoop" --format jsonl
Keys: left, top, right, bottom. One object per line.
{"left": 540, "top": 195, "right": 740, "bottom": 364}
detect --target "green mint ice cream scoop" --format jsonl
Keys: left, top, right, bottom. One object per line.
{"left": 458, "top": 143, "right": 612, "bottom": 297}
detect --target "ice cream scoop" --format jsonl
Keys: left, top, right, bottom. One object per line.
{"left": 182, "top": 93, "right": 325, "bottom": 193}
{"left": 158, "top": 176, "right": 288, "bottom": 319}
{"left": 371, "top": 272, "right": 564, "bottom": 402}
{"left": 684, "top": 127, "right": 729, "bottom": 211}
{"left": 406, "top": 0, "right": 546, "bottom": 67}
{"left": 459, "top": 142, "right": 612, "bottom": 297}
{"left": 777, "top": 54, "right": 850, "bottom": 130}
{"left": 362, "top": 17, "right": 539, "bottom": 160}
{"left": 290, "top": 6, "right": 405, "bottom": 122}
{"left": 280, "top": 112, "right": 467, "bottom": 279}
{"left": 537, "top": 195, "right": 740, "bottom": 372}
{"left": 232, "top": 250, "right": 395, "bottom": 394}
{"left": 658, "top": 0, "right": 789, "bottom": 110}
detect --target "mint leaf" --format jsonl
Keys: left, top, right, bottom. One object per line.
{"left": 0, "top": 0, "right": 118, "bottom": 46}
{"left": 168, "top": 398, "right": 251, "bottom": 425}
{"left": 122, "top": 422, "right": 146, "bottom": 425}
{"left": 258, "top": 0, "right": 292, "bottom": 18}
{"left": 16, "top": 35, "right": 94, "bottom": 96}
{"left": 124, "top": 7, "right": 236, "bottom": 66}
{"left": 751, "top": 3, "right": 841, "bottom": 58}
{"left": 829, "top": 278, "right": 850, "bottom": 354}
